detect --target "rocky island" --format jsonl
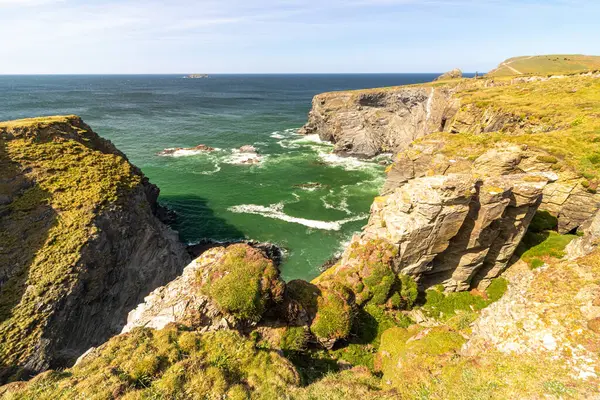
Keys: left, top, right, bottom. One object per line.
{"left": 2, "top": 56, "right": 600, "bottom": 399}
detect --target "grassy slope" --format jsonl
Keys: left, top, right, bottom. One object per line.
{"left": 487, "top": 54, "right": 600, "bottom": 77}
{"left": 0, "top": 116, "right": 142, "bottom": 376}
{"left": 427, "top": 73, "right": 600, "bottom": 183}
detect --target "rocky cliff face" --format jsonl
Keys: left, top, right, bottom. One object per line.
{"left": 299, "top": 86, "right": 459, "bottom": 157}
{"left": 303, "top": 74, "right": 600, "bottom": 291}
{"left": 0, "top": 116, "right": 190, "bottom": 381}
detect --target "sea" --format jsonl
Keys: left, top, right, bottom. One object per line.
{"left": 0, "top": 73, "right": 468, "bottom": 281}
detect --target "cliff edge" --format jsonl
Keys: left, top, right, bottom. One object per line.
{"left": 0, "top": 116, "right": 190, "bottom": 382}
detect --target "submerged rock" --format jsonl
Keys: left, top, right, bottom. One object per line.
{"left": 239, "top": 144, "right": 258, "bottom": 153}
{"left": 157, "top": 144, "right": 215, "bottom": 156}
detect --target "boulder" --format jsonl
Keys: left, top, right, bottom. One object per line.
{"left": 122, "top": 244, "right": 285, "bottom": 334}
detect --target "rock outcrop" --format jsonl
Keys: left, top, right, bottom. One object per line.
{"left": 299, "top": 86, "right": 459, "bottom": 157}
{"left": 340, "top": 172, "right": 547, "bottom": 291}
{"left": 434, "top": 68, "right": 463, "bottom": 81}
{"left": 384, "top": 141, "right": 600, "bottom": 234}
{"left": 0, "top": 116, "right": 190, "bottom": 382}
{"left": 122, "top": 244, "right": 284, "bottom": 334}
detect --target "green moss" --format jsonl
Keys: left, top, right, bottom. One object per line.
{"left": 199, "top": 244, "right": 284, "bottom": 322}
{"left": 486, "top": 277, "right": 508, "bottom": 302}
{"left": 537, "top": 155, "right": 558, "bottom": 164}
{"left": 281, "top": 327, "right": 308, "bottom": 352}
{"left": 423, "top": 277, "right": 508, "bottom": 320}
{"left": 310, "top": 283, "right": 354, "bottom": 342}
{"left": 398, "top": 274, "right": 418, "bottom": 309}
{"left": 2, "top": 325, "right": 300, "bottom": 399}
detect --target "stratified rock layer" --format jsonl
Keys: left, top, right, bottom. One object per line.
{"left": 299, "top": 87, "right": 458, "bottom": 157}
{"left": 341, "top": 172, "right": 547, "bottom": 291}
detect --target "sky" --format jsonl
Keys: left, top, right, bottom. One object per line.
{"left": 0, "top": 0, "right": 599, "bottom": 74}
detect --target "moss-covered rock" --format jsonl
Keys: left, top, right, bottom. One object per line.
{"left": 310, "top": 283, "right": 355, "bottom": 348}
{"left": 198, "top": 244, "right": 285, "bottom": 323}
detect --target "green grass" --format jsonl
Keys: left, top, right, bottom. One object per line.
{"left": 516, "top": 231, "right": 577, "bottom": 268}
{"left": 423, "top": 278, "right": 508, "bottom": 320}
{"left": 487, "top": 54, "right": 600, "bottom": 77}
{"left": 422, "top": 74, "right": 600, "bottom": 183}
{"left": 1, "top": 325, "right": 301, "bottom": 399}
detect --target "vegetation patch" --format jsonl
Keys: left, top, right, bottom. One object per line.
{"left": 310, "top": 283, "right": 355, "bottom": 344}
{"left": 0, "top": 116, "right": 142, "bottom": 379}
{"left": 198, "top": 243, "right": 284, "bottom": 323}
{"left": 423, "top": 278, "right": 508, "bottom": 320}
{"left": 1, "top": 325, "right": 300, "bottom": 399}
{"left": 516, "top": 230, "right": 577, "bottom": 269}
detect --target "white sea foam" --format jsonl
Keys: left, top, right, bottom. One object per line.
{"left": 228, "top": 202, "right": 367, "bottom": 231}
{"left": 223, "top": 149, "right": 265, "bottom": 165}
{"left": 158, "top": 147, "right": 223, "bottom": 158}
{"left": 321, "top": 192, "right": 352, "bottom": 214}
{"left": 270, "top": 132, "right": 286, "bottom": 139}
{"left": 317, "top": 151, "right": 372, "bottom": 170}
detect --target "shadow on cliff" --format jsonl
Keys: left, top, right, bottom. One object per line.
{"left": 0, "top": 139, "right": 58, "bottom": 383}
{"left": 159, "top": 193, "right": 247, "bottom": 253}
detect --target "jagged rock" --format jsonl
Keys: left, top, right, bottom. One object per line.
{"left": 123, "top": 244, "right": 285, "bottom": 333}
{"left": 0, "top": 116, "right": 190, "bottom": 381}
{"left": 384, "top": 142, "right": 600, "bottom": 235}
{"left": 239, "top": 145, "right": 258, "bottom": 153}
{"left": 356, "top": 174, "right": 475, "bottom": 276}
{"left": 434, "top": 69, "right": 463, "bottom": 81}
{"left": 157, "top": 144, "right": 215, "bottom": 155}
{"left": 566, "top": 210, "right": 600, "bottom": 259}
{"left": 344, "top": 172, "right": 547, "bottom": 291}
{"left": 299, "top": 87, "right": 459, "bottom": 157}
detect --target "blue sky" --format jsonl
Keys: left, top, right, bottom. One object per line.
{"left": 0, "top": 0, "right": 598, "bottom": 73}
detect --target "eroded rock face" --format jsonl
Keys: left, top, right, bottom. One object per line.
{"left": 299, "top": 87, "right": 458, "bottom": 157}
{"left": 0, "top": 116, "right": 190, "bottom": 381}
{"left": 384, "top": 142, "right": 600, "bottom": 234}
{"left": 566, "top": 210, "right": 600, "bottom": 259}
{"left": 344, "top": 173, "right": 547, "bottom": 291}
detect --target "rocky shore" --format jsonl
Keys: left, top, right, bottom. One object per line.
{"left": 2, "top": 58, "right": 600, "bottom": 398}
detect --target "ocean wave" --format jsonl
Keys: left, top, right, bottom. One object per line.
{"left": 227, "top": 202, "right": 367, "bottom": 231}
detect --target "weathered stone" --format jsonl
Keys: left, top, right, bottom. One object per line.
{"left": 122, "top": 244, "right": 284, "bottom": 334}
{"left": 566, "top": 210, "right": 600, "bottom": 259}
{"left": 299, "top": 87, "right": 458, "bottom": 157}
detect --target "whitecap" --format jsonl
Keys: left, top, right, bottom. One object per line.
{"left": 317, "top": 151, "right": 374, "bottom": 170}
{"left": 270, "top": 132, "right": 286, "bottom": 139}
{"left": 227, "top": 202, "right": 367, "bottom": 231}
{"left": 223, "top": 149, "right": 265, "bottom": 165}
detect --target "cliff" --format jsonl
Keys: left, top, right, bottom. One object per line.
{"left": 4, "top": 60, "right": 600, "bottom": 398}
{"left": 0, "top": 116, "right": 190, "bottom": 382}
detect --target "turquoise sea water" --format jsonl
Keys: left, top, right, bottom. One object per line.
{"left": 0, "top": 74, "right": 454, "bottom": 280}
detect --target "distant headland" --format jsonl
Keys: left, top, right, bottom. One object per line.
{"left": 183, "top": 74, "right": 209, "bottom": 79}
